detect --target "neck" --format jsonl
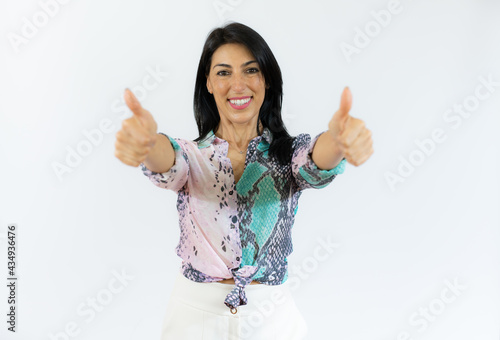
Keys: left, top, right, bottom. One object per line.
{"left": 215, "top": 121, "right": 264, "bottom": 149}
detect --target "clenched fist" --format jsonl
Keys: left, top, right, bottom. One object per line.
{"left": 114, "top": 89, "right": 159, "bottom": 167}
{"left": 328, "top": 87, "right": 373, "bottom": 166}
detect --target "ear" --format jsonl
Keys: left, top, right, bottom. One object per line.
{"left": 206, "top": 76, "right": 212, "bottom": 94}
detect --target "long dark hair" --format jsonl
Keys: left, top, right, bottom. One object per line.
{"left": 193, "top": 22, "right": 293, "bottom": 165}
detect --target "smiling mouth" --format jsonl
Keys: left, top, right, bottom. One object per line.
{"left": 228, "top": 96, "right": 252, "bottom": 106}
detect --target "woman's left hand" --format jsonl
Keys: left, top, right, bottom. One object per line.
{"left": 327, "top": 87, "right": 374, "bottom": 166}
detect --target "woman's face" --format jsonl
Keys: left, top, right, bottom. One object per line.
{"left": 206, "top": 43, "right": 267, "bottom": 129}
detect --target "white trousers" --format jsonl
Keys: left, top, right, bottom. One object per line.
{"left": 160, "top": 270, "right": 308, "bottom": 340}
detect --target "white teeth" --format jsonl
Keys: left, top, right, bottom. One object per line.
{"left": 229, "top": 97, "right": 251, "bottom": 106}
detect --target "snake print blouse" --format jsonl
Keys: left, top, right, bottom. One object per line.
{"left": 139, "top": 127, "right": 346, "bottom": 310}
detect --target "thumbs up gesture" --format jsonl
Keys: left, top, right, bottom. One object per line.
{"left": 328, "top": 87, "right": 373, "bottom": 166}
{"left": 114, "top": 89, "right": 159, "bottom": 167}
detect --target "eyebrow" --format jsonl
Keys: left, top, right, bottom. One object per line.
{"left": 212, "top": 60, "right": 258, "bottom": 70}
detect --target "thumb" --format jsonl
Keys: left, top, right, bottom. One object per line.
{"left": 124, "top": 88, "right": 145, "bottom": 118}
{"left": 332, "top": 86, "right": 352, "bottom": 131}
{"left": 123, "top": 88, "right": 157, "bottom": 136}
{"left": 337, "top": 86, "right": 352, "bottom": 118}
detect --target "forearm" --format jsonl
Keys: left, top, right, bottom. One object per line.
{"left": 143, "top": 133, "right": 175, "bottom": 173}
{"left": 311, "top": 131, "right": 345, "bottom": 170}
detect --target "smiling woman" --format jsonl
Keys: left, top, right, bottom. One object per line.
{"left": 205, "top": 43, "right": 267, "bottom": 157}
{"left": 193, "top": 22, "right": 294, "bottom": 168}
{"left": 114, "top": 21, "right": 372, "bottom": 340}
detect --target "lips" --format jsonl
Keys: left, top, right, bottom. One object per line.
{"left": 228, "top": 96, "right": 251, "bottom": 104}
{"left": 228, "top": 96, "right": 252, "bottom": 109}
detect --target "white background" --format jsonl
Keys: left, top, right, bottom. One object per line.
{"left": 1, "top": 0, "right": 499, "bottom": 339}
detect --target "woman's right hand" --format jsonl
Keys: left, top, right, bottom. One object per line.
{"left": 114, "top": 89, "right": 159, "bottom": 167}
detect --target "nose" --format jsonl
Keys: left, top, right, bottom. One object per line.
{"left": 230, "top": 72, "right": 246, "bottom": 93}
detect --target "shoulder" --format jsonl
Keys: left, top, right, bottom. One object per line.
{"left": 292, "top": 132, "right": 312, "bottom": 149}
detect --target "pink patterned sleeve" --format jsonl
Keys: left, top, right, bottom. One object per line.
{"left": 139, "top": 132, "right": 189, "bottom": 192}
{"left": 291, "top": 130, "right": 346, "bottom": 191}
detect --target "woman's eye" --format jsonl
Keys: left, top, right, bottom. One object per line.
{"left": 247, "top": 68, "right": 259, "bottom": 73}
{"left": 217, "top": 70, "right": 230, "bottom": 76}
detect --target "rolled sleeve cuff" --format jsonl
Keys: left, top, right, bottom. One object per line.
{"left": 139, "top": 133, "right": 189, "bottom": 191}
{"left": 294, "top": 130, "right": 346, "bottom": 190}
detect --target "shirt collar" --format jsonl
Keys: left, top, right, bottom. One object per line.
{"left": 197, "top": 127, "right": 273, "bottom": 149}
